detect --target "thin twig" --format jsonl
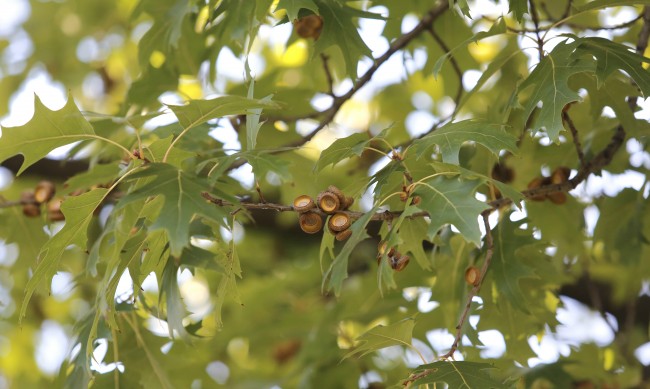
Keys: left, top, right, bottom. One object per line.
{"left": 561, "top": 107, "right": 586, "bottom": 168}
{"left": 528, "top": 0, "right": 545, "bottom": 61}
{"left": 320, "top": 53, "right": 335, "bottom": 97}
{"left": 438, "top": 212, "right": 494, "bottom": 360}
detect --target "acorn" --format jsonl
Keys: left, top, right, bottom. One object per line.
{"left": 47, "top": 198, "right": 65, "bottom": 222}
{"left": 491, "top": 163, "right": 514, "bottom": 183}
{"left": 343, "top": 196, "right": 354, "bottom": 210}
{"left": 527, "top": 177, "right": 548, "bottom": 201}
{"left": 465, "top": 266, "right": 481, "bottom": 286}
{"left": 317, "top": 191, "right": 340, "bottom": 214}
{"left": 293, "top": 14, "right": 323, "bottom": 40}
{"left": 20, "top": 191, "right": 40, "bottom": 217}
{"left": 547, "top": 192, "right": 567, "bottom": 205}
{"left": 551, "top": 166, "right": 571, "bottom": 185}
{"left": 335, "top": 229, "right": 352, "bottom": 241}
{"left": 293, "top": 195, "right": 315, "bottom": 213}
{"left": 390, "top": 254, "right": 410, "bottom": 271}
{"left": 328, "top": 212, "right": 351, "bottom": 233}
{"left": 412, "top": 195, "right": 422, "bottom": 206}
{"left": 399, "top": 191, "right": 409, "bottom": 202}
{"left": 298, "top": 211, "right": 323, "bottom": 234}
{"left": 34, "top": 180, "right": 56, "bottom": 203}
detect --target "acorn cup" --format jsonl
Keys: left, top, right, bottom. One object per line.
{"left": 389, "top": 253, "right": 410, "bottom": 272}
{"left": 34, "top": 180, "right": 56, "bottom": 203}
{"left": 317, "top": 190, "right": 340, "bottom": 214}
{"left": 465, "top": 266, "right": 481, "bottom": 287}
{"left": 335, "top": 229, "right": 352, "bottom": 241}
{"left": 327, "top": 213, "right": 351, "bottom": 233}
{"left": 293, "top": 14, "right": 323, "bottom": 40}
{"left": 47, "top": 198, "right": 65, "bottom": 222}
{"left": 298, "top": 211, "right": 323, "bottom": 234}
{"left": 293, "top": 195, "right": 315, "bottom": 213}
{"left": 21, "top": 191, "right": 40, "bottom": 217}
{"left": 551, "top": 166, "right": 571, "bottom": 184}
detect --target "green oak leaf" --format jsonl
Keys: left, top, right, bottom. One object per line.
{"left": 413, "top": 177, "right": 491, "bottom": 246}
{"left": 489, "top": 217, "right": 539, "bottom": 313}
{"left": 20, "top": 188, "right": 110, "bottom": 322}
{"left": 344, "top": 317, "right": 415, "bottom": 359}
{"left": 411, "top": 120, "right": 517, "bottom": 164}
{"left": 313, "top": 0, "right": 384, "bottom": 78}
{"left": 276, "top": 0, "right": 318, "bottom": 21}
{"left": 398, "top": 219, "right": 432, "bottom": 270}
{"left": 0, "top": 94, "right": 96, "bottom": 175}
{"left": 143, "top": 135, "right": 195, "bottom": 165}
{"left": 117, "top": 163, "right": 231, "bottom": 256}
{"left": 517, "top": 40, "right": 593, "bottom": 141}
{"left": 575, "top": 37, "right": 650, "bottom": 94}
{"left": 64, "top": 163, "right": 122, "bottom": 194}
{"left": 322, "top": 205, "right": 378, "bottom": 295}
{"left": 408, "top": 361, "right": 504, "bottom": 388}
{"left": 167, "top": 95, "right": 279, "bottom": 131}
{"left": 509, "top": 0, "right": 528, "bottom": 22}
{"left": 578, "top": 0, "right": 650, "bottom": 12}
{"left": 161, "top": 258, "right": 191, "bottom": 342}
{"left": 316, "top": 132, "right": 369, "bottom": 171}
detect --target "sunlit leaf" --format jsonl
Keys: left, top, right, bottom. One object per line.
{"left": 0, "top": 94, "right": 96, "bottom": 175}
{"left": 343, "top": 317, "right": 415, "bottom": 359}
{"left": 276, "top": 0, "right": 318, "bottom": 20}
{"left": 408, "top": 361, "right": 504, "bottom": 388}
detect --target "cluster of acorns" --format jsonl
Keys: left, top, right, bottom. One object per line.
{"left": 293, "top": 186, "right": 354, "bottom": 241}
{"left": 527, "top": 166, "right": 571, "bottom": 204}
{"left": 376, "top": 241, "right": 410, "bottom": 271}
{"left": 20, "top": 180, "right": 64, "bottom": 221}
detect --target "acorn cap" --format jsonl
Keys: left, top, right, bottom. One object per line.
{"left": 390, "top": 254, "right": 410, "bottom": 271}
{"left": 294, "top": 14, "right": 323, "bottom": 39}
{"left": 548, "top": 192, "right": 567, "bottom": 205}
{"left": 47, "top": 198, "right": 65, "bottom": 222}
{"left": 34, "top": 180, "right": 56, "bottom": 203}
{"left": 327, "top": 185, "right": 346, "bottom": 205}
{"left": 293, "top": 195, "right": 315, "bottom": 213}
{"left": 299, "top": 212, "right": 323, "bottom": 234}
{"left": 317, "top": 191, "right": 340, "bottom": 214}
{"left": 335, "top": 229, "right": 352, "bottom": 241}
{"left": 527, "top": 177, "right": 547, "bottom": 201}
{"left": 328, "top": 213, "right": 351, "bottom": 232}
{"left": 22, "top": 203, "right": 41, "bottom": 217}
{"left": 465, "top": 266, "right": 480, "bottom": 286}
{"left": 343, "top": 196, "right": 354, "bottom": 210}
{"left": 551, "top": 166, "right": 571, "bottom": 185}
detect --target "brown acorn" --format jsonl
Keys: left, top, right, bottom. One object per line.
{"left": 412, "top": 195, "right": 422, "bottom": 206}
{"left": 328, "top": 212, "right": 351, "bottom": 233}
{"left": 21, "top": 191, "right": 40, "bottom": 217}
{"left": 551, "top": 166, "right": 571, "bottom": 185}
{"left": 527, "top": 177, "right": 548, "bottom": 201}
{"left": 335, "top": 229, "right": 352, "bottom": 241}
{"left": 399, "top": 191, "right": 409, "bottom": 202}
{"left": 491, "top": 163, "right": 515, "bottom": 183}
{"left": 299, "top": 211, "right": 323, "bottom": 234}
{"left": 547, "top": 192, "right": 567, "bottom": 205}
{"left": 343, "top": 196, "right": 354, "bottom": 210}
{"left": 465, "top": 266, "right": 481, "bottom": 286}
{"left": 47, "top": 198, "right": 65, "bottom": 222}
{"left": 293, "top": 14, "right": 323, "bottom": 40}
{"left": 390, "top": 254, "right": 410, "bottom": 271}
{"left": 317, "top": 191, "right": 340, "bottom": 214}
{"left": 293, "top": 195, "right": 315, "bottom": 213}
{"left": 34, "top": 180, "right": 56, "bottom": 203}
